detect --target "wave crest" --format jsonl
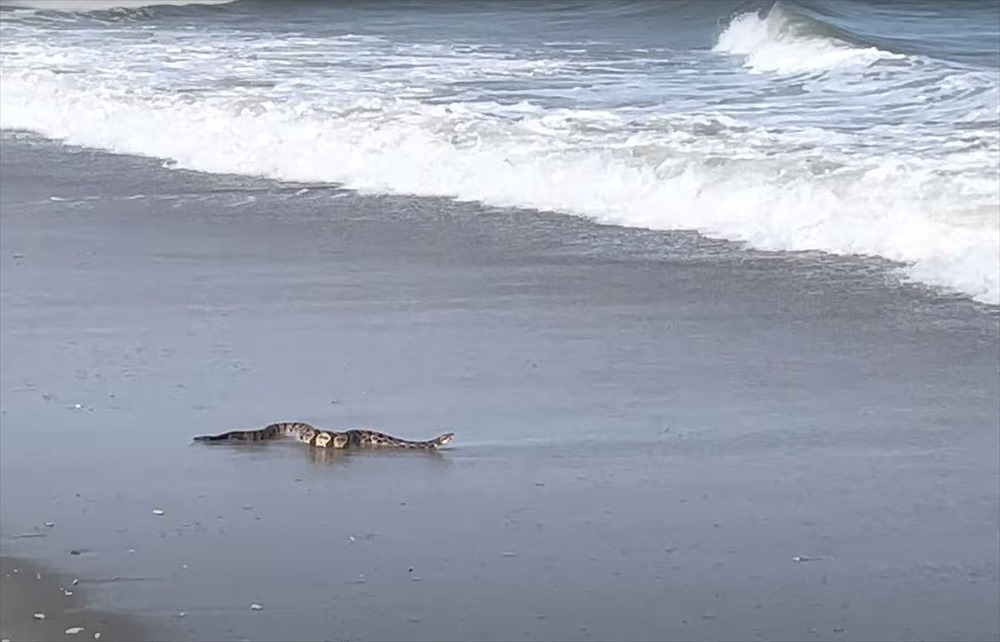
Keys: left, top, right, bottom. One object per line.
{"left": 713, "top": 2, "right": 903, "bottom": 74}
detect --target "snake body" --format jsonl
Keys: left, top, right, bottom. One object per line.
{"left": 193, "top": 422, "right": 454, "bottom": 449}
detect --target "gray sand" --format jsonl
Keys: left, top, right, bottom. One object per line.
{"left": 1, "top": 134, "right": 998, "bottom": 641}
{"left": 0, "top": 556, "right": 148, "bottom": 642}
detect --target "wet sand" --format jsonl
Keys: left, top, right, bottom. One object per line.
{"left": 0, "top": 556, "right": 148, "bottom": 642}
{"left": 1, "top": 133, "right": 998, "bottom": 642}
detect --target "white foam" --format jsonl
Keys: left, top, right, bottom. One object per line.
{"left": 1, "top": 20, "right": 997, "bottom": 306}
{"left": 713, "top": 5, "right": 903, "bottom": 74}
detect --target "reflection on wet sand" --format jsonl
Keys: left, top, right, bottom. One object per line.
{"left": 304, "top": 445, "right": 349, "bottom": 466}
{"left": 306, "top": 443, "right": 453, "bottom": 469}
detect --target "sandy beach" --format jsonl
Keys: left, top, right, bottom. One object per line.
{"left": 1, "top": 134, "right": 998, "bottom": 641}
{"left": 0, "top": 556, "right": 148, "bottom": 642}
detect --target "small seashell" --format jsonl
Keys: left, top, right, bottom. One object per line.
{"left": 249, "top": 603, "right": 263, "bottom": 611}
{"left": 33, "top": 612, "right": 46, "bottom": 620}
{"left": 36, "top": 572, "right": 42, "bottom": 580}
{"left": 44, "top": 521, "right": 55, "bottom": 527}
{"left": 94, "top": 633, "right": 102, "bottom": 640}
{"left": 177, "top": 611, "right": 186, "bottom": 618}
{"left": 65, "top": 627, "right": 84, "bottom": 635}
{"left": 72, "top": 578, "right": 79, "bottom": 585}
{"left": 152, "top": 509, "right": 165, "bottom": 516}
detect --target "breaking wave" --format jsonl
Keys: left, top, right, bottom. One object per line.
{"left": 1, "top": 0, "right": 997, "bottom": 304}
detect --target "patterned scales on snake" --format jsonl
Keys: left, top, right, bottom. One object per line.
{"left": 193, "top": 422, "right": 454, "bottom": 449}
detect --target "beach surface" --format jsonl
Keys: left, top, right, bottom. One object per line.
{"left": 0, "top": 555, "right": 147, "bottom": 642}
{"left": 1, "top": 134, "right": 998, "bottom": 642}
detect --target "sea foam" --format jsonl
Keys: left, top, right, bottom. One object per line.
{"left": 1, "top": 5, "right": 997, "bottom": 305}
{"left": 712, "top": 4, "right": 903, "bottom": 74}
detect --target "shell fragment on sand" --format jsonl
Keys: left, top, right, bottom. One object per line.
{"left": 65, "top": 627, "right": 85, "bottom": 635}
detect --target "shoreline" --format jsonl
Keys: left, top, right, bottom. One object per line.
{"left": 1, "top": 127, "right": 996, "bottom": 314}
{"left": 0, "top": 555, "right": 151, "bottom": 642}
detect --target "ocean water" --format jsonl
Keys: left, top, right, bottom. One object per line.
{"left": 1, "top": 0, "right": 998, "bottom": 305}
